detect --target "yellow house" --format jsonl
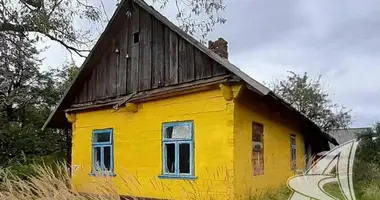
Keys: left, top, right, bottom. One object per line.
{"left": 44, "top": 0, "right": 338, "bottom": 199}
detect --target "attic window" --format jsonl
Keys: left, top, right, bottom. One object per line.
{"left": 133, "top": 32, "right": 139, "bottom": 44}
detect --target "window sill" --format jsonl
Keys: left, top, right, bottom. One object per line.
{"left": 89, "top": 172, "right": 116, "bottom": 177}
{"left": 158, "top": 174, "right": 197, "bottom": 180}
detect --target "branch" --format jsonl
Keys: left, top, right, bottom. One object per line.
{"left": 48, "top": 0, "right": 64, "bottom": 18}
{"left": 100, "top": 0, "right": 109, "bottom": 21}
{"left": 0, "top": 22, "right": 30, "bottom": 32}
{"left": 0, "top": 22, "right": 90, "bottom": 57}
{"left": 19, "top": 0, "right": 42, "bottom": 8}
{"left": 42, "top": 33, "right": 89, "bottom": 57}
{"left": 7, "top": 37, "right": 40, "bottom": 62}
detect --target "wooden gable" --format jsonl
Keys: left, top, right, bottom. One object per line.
{"left": 43, "top": 0, "right": 338, "bottom": 149}
{"left": 49, "top": 0, "right": 329, "bottom": 134}
{"left": 73, "top": 3, "right": 229, "bottom": 105}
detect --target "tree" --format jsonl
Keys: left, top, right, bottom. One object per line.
{"left": 271, "top": 71, "right": 351, "bottom": 132}
{"left": 0, "top": 34, "right": 73, "bottom": 166}
{"left": 0, "top": 0, "right": 103, "bottom": 57}
{"left": 151, "top": 0, "right": 226, "bottom": 41}
{"left": 356, "top": 123, "right": 380, "bottom": 164}
{"left": 50, "top": 63, "right": 80, "bottom": 96}
{"left": 354, "top": 123, "right": 380, "bottom": 185}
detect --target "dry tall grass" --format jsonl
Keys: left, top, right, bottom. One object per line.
{"left": 0, "top": 162, "right": 378, "bottom": 200}
{"left": 0, "top": 163, "right": 121, "bottom": 200}
{"left": 0, "top": 163, "right": 291, "bottom": 200}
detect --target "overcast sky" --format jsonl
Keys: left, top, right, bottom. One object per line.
{"left": 40, "top": 0, "right": 380, "bottom": 128}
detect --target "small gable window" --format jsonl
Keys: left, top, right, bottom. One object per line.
{"left": 91, "top": 129, "right": 114, "bottom": 175}
{"left": 160, "top": 121, "right": 195, "bottom": 179}
{"left": 252, "top": 122, "right": 264, "bottom": 176}
{"left": 290, "top": 134, "right": 297, "bottom": 171}
{"left": 133, "top": 32, "right": 139, "bottom": 44}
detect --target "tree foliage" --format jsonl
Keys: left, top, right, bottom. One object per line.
{"left": 0, "top": 34, "right": 78, "bottom": 166}
{"left": 151, "top": 0, "right": 226, "bottom": 41}
{"left": 0, "top": 0, "right": 103, "bottom": 57}
{"left": 356, "top": 123, "right": 380, "bottom": 164}
{"left": 271, "top": 71, "right": 351, "bottom": 132}
{"left": 354, "top": 123, "right": 380, "bottom": 185}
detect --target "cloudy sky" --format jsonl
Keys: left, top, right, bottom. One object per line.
{"left": 40, "top": 0, "right": 380, "bottom": 127}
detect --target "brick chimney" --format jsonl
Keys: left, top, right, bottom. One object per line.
{"left": 208, "top": 38, "right": 228, "bottom": 59}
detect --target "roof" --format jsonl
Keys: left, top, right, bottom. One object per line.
{"left": 42, "top": 0, "right": 338, "bottom": 146}
{"left": 329, "top": 127, "right": 371, "bottom": 148}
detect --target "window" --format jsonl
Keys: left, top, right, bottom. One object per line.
{"left": 304, "top": 143, "right": 312, "bottom": 169}
{"left": 133, "top": 32, "right": 139, "bottom": 44}
{"left": 252, "top": 122, "right": 264, "bottom": 176}
{"left": 91, "top": 129, "right": 114, "bottom": 175}
{"left": 160, "top": 121, "right": 194, "bottom": 178}
{"left": 290, "top": 134, "right": 297, "bottom": 171}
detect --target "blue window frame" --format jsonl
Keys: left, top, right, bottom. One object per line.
{"left": 91, "top": 129, "right": 114, "bottom": 175}
{"left": 159, "top": 121, "right": 195, "bottom": 179}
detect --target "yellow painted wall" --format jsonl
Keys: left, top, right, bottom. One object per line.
{"left": 71, "top": 89, "right": 235, "bottom": 199}
{"left": 233, "top": 92, "right": 305, "bottom": 198}
{"left": 70, "top": 87, "right": 307, "bottom": 199}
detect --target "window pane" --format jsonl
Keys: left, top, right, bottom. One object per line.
{"left": 165, "top": 124, "right": 191, "bottom": 139}
{"left": 179, "top": 143, "right": 190, "bottom": 174}
{"left": 165, "top": 126, "right": 174, "bottom": 139}
{"left": 253, "top": 133, "right": 263, "bottom": 142}
{"left": 93, "top": 147, "right": 101, "bottom": 170}
{"left": 94, "top": 132, "right": 111, "bottom": 143}
{"left": 104, "top": 146, "right": 111, "bottom": 171}
{"left": 292, "top": 148, "right": 296, "bottom": 159}
{"left": 252, "top": 122, "right": 264, "bottom": 176}
{"left": 291, "top": 135, "right": 296, "bottom": 145}
{"left": 165, "top": 143, "right": 175, "bottom": 173}
{"left": 252, "top": 122, "right": 263, "bottom": 142}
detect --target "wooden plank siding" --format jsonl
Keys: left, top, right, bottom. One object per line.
{"left": 178, "top": 38, "right": 186, "bottom": 83}
{"left": 128, "top": 6, "right": 140, "bottom": 94}
{"left": 116, "top": 22, "right": 128, "bottom": 96}
{"left": 151, "top": 18, "right": 165, "bottom": 88}
{"left": 73, "top": 5, "right": 228, "bottom": 104}
{"left": 163, "top": 26, "right": 170, "bottom": 87}
{"left": 138, "top": 9, "right": 152, "bottom": 91}
{"left": 106, "top": 40, "right": 117, "bottom": 97}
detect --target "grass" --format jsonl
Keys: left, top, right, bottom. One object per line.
{"left": 0, "top": 163, "right": 121, "bottom": 200}
{"left": 0, "top": 163, "right": 291, "bottom": 200}
{"left": 323, "top": 183, "right": 348, "bottom": 200}
{"left": 0, "top": 162, "right": 379, "bottom": 200}
{"left": 247, "top": 187, "right": 291, "bottom": 200}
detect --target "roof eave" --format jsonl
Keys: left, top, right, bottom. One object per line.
{"left": 264, "top": 91, "right": 338, "bottom": 146}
